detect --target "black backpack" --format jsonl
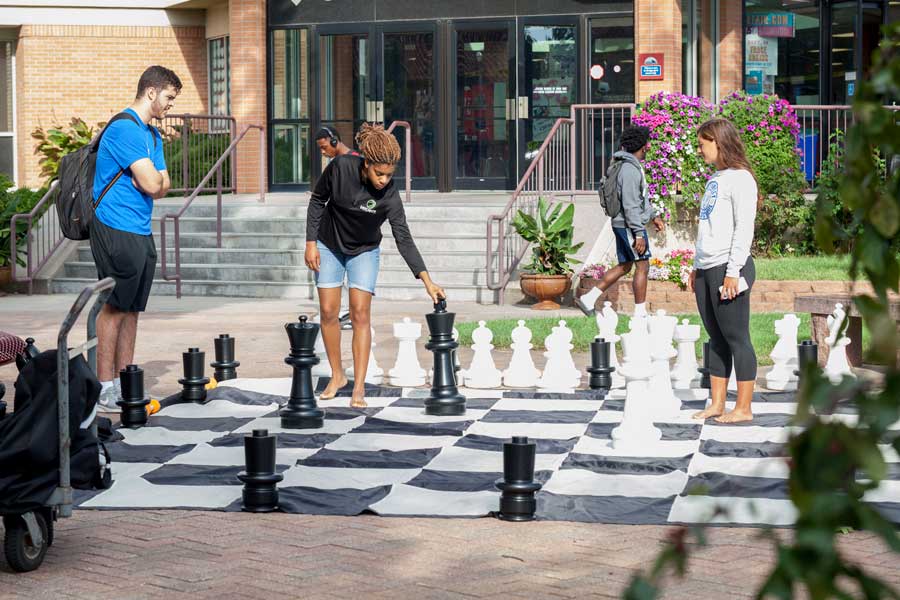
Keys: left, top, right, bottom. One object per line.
{"left": 598, "top": 158, "right": 626, "bottom": 218}
{"left": 56, "top": 112, "right": 152, "bottom": 240}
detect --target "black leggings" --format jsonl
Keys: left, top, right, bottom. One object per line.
{"left": 694, "top": 258, "right": 757, "bottom": 382}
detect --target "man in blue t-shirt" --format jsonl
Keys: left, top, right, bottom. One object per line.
{"left": 90, "top": 65, "right": 181, "bottom": 411}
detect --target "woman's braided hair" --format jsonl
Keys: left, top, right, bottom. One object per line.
{"left": 355, "top": 123, "right": 401, "bottom": 166}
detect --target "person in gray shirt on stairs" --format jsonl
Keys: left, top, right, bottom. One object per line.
{"left": 576, "top": 125, "right": 665, "bottom": 317}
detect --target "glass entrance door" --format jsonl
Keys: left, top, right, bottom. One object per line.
{"left": 517, "top": 21, "right": 578, "bottom": 180}
{"left": 452, "top": 22, "right": 516, "bottom": 189}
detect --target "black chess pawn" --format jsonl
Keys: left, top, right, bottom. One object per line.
{"left": 280, "top": 315, "right": 324, "bottom": 429}
{"left": 795, "top": 340, "right": 818, "bottom": 387}
{"left": 495, "top": 436, "right": 542, "bottom": 522}
{"left": 210, "top": 334, "right": 240, "bottom": 381}
{"left": 117, "top": 364, "right": 149, "bottom": 428}
{"left": 587, "top": 338, "right": 615, "bottom": 392}
{"left": 697, "top": 341, "right": 712, "bottom": 389}
{"left": 424, "top": 299, "right": 466, "bottom": 416}
{"left": 179, "top": 347, "right": 210, "bottom": 403}
{"left": 15, "top": 337, "right": 40, "bottom": 371}
{"left": 237, "top": 429, "right": 283, "bottom": 513}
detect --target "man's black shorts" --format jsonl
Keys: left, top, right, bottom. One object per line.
{"left": 89, "top": 218, "right": 157, "bottom": 312}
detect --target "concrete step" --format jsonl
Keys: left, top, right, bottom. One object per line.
{"left": 151, "top": 202, "right": 506, "bottom": 221}
{"left": 75, "top": 246, "right": 494, "bottom": 270}
{"left": 148, "top": 232, "right": 497, "bottom": 252}
{"left": 51, "top": 277, "right": 513, "bottom": 302}
{"left": 147, "top": 216, "right": 488, "bottom": 236}
{"left": 63, "top": 261, "right": 490, "bottom": 285}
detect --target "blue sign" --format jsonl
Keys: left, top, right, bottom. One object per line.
{"left": 640, "top": 65, "right": 661, "bottom": 78}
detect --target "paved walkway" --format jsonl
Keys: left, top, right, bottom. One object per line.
{"left": 1, "top": 292, "right": 896, "bottom": 598}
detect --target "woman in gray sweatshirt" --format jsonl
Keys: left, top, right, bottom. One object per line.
{"left": 690, "top": 118, "right": 758, "bottom": 424}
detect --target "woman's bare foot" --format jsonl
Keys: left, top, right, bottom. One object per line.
{"left": 350, "top": 388, "right": 367, "bottom": 408}
{"left": 693, "top": 404, "right": 725, "bottom": 420}
{"left": 320, "top": 374, "right": 348, "bottom": 400}
{"left": 715, "top": 409, "right": 753, "bottom": 424}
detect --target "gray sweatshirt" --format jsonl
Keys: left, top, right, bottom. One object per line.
{"left": 610, "top": 150, "right": 656, "bottom": 234}
{"left": 694, "top": 168, "right": 758, "bottom": 278}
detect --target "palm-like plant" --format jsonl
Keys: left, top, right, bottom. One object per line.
{"left": 31, "top": 118, "right": 98, "bottom": 182}
{"left": 512, "top": 197, "right": 583, "bottom": 276}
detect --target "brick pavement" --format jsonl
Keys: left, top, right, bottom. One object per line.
{"left": 1, "top": 293, "right": 897, "bottom": 597}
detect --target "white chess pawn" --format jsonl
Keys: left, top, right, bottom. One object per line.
{"left": 612, "top": 318, "right": 662, "bottom": 450}
{"left": 462, "top": 321, "right": 502, "bottom": 388}
{"left": 824, "top": 303, "right": 855, "bottom": 384}
{"left": 452, "top": 327, "right": 465, "bottom": 387}
{"left": 647, "top": 310, "right": 681, "bottom": 420}
{"left": 537, "top": 320, "right": 582, "bottom": 391}
{"left": 311, "top": 314, "right": 332, "bottom": 378}
{"left": 388, "top": 317, "right": 426, "bottom": 387}
{"left": 346, "top": 326, "right": 383, "bottom": 384}
{"left": 503, "top": 320, "right": 541, "bottom": 388}
{"left": 671, "top": 319, "right": 701, "bottom": 389}
{"left": 766, "top": 313, "right": 800, "bottom": 391}
{"left": 595, "top": 301, "right": 625, "bottom": 389}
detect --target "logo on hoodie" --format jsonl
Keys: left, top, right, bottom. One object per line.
{"left": 699, "top": 180, "right": 718, "bottom": 221}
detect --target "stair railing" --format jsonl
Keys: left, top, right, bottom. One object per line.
{"left": 10, "top": 181, "right": 60, "bottom": 295}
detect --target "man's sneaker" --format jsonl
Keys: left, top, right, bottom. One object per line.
{"left": 574, "top": 286, "right": 603, "bottom": 317}
{"left": 339, "top": 311, "right": 353, "bottom": 330}
{"left": 97, "top": 385, "right": 120, "bottom": 413}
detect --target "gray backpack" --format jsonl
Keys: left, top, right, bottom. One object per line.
{"left": 598, "top": 158, "right": 625, "bottom": 218}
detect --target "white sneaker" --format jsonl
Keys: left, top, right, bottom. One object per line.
{"left": 97, "top": 386, "right": 120, "bottom": 413}
{"left": 574, "top": 286, "right": 603, "bottom": 317}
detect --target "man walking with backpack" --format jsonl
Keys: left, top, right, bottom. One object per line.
{"left": 576, "top": 125, "right": 665, "bottom": 317}
{"left": 90, "top": 66, "right": 181, "bottom": 410}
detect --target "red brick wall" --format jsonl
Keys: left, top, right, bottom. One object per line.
{"left": 635, "top": 0, "right": 683, "bottom": 101}
{"left": 16, "top": 25, "right": 207, "bottom": 188}
{"left": 229, "top": 0, "right": 267, "bottom": 194}
{"left": 718, "top": 0, "right": 744, "bottom": 97}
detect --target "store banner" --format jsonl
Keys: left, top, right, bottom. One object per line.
{"left": 746, "top": 12, "right": 795, "bottom": 38}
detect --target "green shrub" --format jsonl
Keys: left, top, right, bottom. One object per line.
{"left": 0, "top": 174, "right": 50, "bottom": 268}
{"left": 163, "top": 127, "right": 232, "bottom": 192}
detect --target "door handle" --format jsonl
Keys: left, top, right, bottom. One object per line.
{"left": 518, "top": 96, "right": 529, "bottom": 120}
{"left": 366, "top": 100, "right": 376, "bottom": 122}
{"left": 505, "top": 98, "right": 516, "bottom": 121}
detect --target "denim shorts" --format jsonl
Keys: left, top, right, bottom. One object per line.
{"left": 612, "top": 226, "right": 652, "bottom": 264}
{"left": 315, "top": 241, "right": 380, "bottom": 295}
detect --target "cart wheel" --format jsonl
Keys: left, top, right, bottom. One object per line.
{"left": 40, "top": 508, "right": 55, "bottom": 547}
{"left": 3, "top": 513, "right": 48, "bottom": 572}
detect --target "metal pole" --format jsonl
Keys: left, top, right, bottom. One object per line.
{"left": 174, "top": 217, "right": 182, "bottom": 299}
{"left": 217, "top": 167, "right": 223, "bottom": 248}
{"left": 259, "top": 125, "right": 266, "bottom": 203}
{"left": 182, "top": 116, "right": 190, "bottom": 197}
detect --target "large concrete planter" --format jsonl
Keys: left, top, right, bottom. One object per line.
{"left": 520, "top": 273, "right": 572, "bottom": 310}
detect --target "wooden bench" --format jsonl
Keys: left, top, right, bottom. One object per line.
{"left": 794, "top": 294, "right": 900, "bottom": 367}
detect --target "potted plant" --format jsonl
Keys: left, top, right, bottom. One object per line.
{"left": 512, "top": 197, "right": 583, "bottom": 310}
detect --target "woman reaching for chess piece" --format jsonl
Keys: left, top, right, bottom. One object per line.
{"left": 305, "top": 123, "right": 445, "bottom": 408}
{"left": 689, "top": 118, "right": 758, "bottom": 424}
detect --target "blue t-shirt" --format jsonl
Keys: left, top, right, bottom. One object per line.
{"left": 93, "top": 108, "right": 165, "bottom": 235}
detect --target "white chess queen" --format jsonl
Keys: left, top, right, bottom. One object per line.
{"left": 304, "top": 124, "right": 445, "bottom": 408}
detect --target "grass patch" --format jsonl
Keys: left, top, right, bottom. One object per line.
{"left": 457, "top": 313, "right": 875, "bottom": 367}
{"left": 753, "top": 255, "right": 853, "bottom": 281}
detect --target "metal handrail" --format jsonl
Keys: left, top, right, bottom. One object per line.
{"left": 156, "top": 113, "right": 237, "bottom": 196}
{"left": 486, "top": 117, "right": 574, "bottom": 302}
{"left": 385, "top": 120, "right": 413, "bottom": 203}
{"left": 10, "top": 181, "right": 60, "bottom": 295}
{"left": 160, "top": 124, "right": 265, "bottom": 298}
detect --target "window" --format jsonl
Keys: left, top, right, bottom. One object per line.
{"left": 208, "top": 36, "right": 230, "bottom": 133}
{"left": 0, "top": 41, "right": 14, "bottom": 182}
{"left": 271, "top": 29, "right": 310, "bottom": 186}
{"left": 683, "top": 0, "right": 718, "bottom": 101}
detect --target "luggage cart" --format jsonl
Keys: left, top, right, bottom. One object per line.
{"left": 2, "top": 278, "right": 115, "bottom": 572}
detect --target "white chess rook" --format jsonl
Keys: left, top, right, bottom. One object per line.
{"left": 388, "top": 318, "right": 427, "bottom": 387}
{"left": 537, "top": 320, "right": 581, "bottom": 391}
{"left": 612, "top": 318, "right": 662, "bottom": 450}
{"left": 647, "top": 310, "right": 682, "bottom": 420}
{"left": 345, "top": 326, "right": 383, "bottom": 384}
{"left": 503, "top": 320, "right": 541, "bottom": 388}
{"left": 824, "top": 303, "right": 855, "bottom": 384}
{"left": 463, "top": 321, "right": 502, "bottom": 388}
{"left": 595, "top": 301, "right": 625, "bottom": 389}
{"left": 671, "top": 319, "right": 701, "bottom": 389}
{"left": 765, "top": 313, "right": 800, "bottom": 391}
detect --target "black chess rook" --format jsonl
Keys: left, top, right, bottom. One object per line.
{"left": 117, "top": 364, "right": 149, "bottom": 428}
{"left": 495, "top": 436, "right": 542, "bottom": 522}
{"left": 424, "top": 299, "right": 466, "bottom": 416}
{"left": 587, "top": 338, "right": 615, "bottom": 392}
{"left": 795, "top": 340, "right": 818, "bottom": 386}
{"left": 211, "top": 333, "right": 240, "bottom": 381}
{"left": 280, "top": 315, "right": 324, "bottom": 429}
{"left": 237, "top": 429, "right": 283, "bottom": 513}
{"left": 15, "top": 337, "right": 40, "bottom": 371}
{"left": 698, "top": 341, "right": 712, "bottom": 389}
{"left": 179, "top": 347, "right": 210, "bottom": 403}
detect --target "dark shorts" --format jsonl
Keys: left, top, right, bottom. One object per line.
{"left": 89, "top": 218, "right": 157, "bottom": 312}
{"left": 612, "top": 226, "right": 652, "bottom": 264}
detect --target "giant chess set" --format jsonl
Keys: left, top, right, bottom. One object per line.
{"left": 75, "top": 300, "right": 900, "bottom": 525}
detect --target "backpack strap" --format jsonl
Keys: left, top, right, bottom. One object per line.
{"left": 91, "top": 111, "right": 146, "bottom": 209}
